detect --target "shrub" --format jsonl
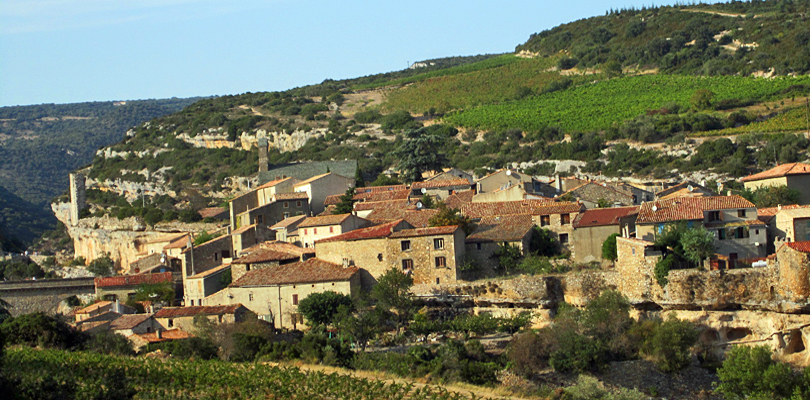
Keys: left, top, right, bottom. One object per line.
{"left": 297, "top": 291, "right": 354, "bottom": 326}
{"left": 640, "top": 314, "right": 698, "bottom": 372}
{"left": 1, "top": 313, "right": 84, "bottom": 349}
{"left": 601, "top": 233, "right": 618, "bottom": 262}
{"left": 144, "top": 337, "right": 219, "bottom": 360}
{"left": 87, "top": 254, "right": 115, "bottom": 277}
{"left": 83, "top": 331, "right": 134, "bottom": 356}
{"left": 715, "top": 346, "right": 802, "bottom": 400}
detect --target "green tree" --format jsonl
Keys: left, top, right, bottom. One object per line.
{"left": 601, "top": 233, "right": 619, "bottom": 262}
{"left": 393, "top": 127, "right": 449, "bottom": 183}
{"left": 354, "top": 166, "right": 365, "bottom": 187}
{"left": 419, "top": 194, "right": 435, "bottom": 209}
{"left": 742, "top": 185, "right": 801, "bottom": 208}
{"left": 681, "top": 227, "right": 715, "bottom": 266}
{"left": 492, "top": 244, "right": 522, "bottom": 273}
{"left": 529, "top": 227, "right": 558, "bottom": 257}
{"left": 87, "top": 254, "right": 115, "bottom": 277}
{"left": 428, "top": 202, "right": 474, "bottom": 235}
{"left": 640, "top": 314, "right": 698, "bottom": 372}
{"left": 716, "top": 346, "right": 802, "bottom": 399}
{"left": 298, "top": 291, "right": 354, "bottom": 326}
{"left": 370, "top": 174, "right": 401, "bottom": 187}
{"left": 690, "top": 89, "right": 715, "bottom": 110}
{"left": 333, "top": 187, "right": 356, "bottom": 214}
{"left": 335, "top": 296, "right": 382, "bottom": 351}
{"left": 179, "top": 207, "right": 202, "bottom": 223}
{"left": 371, "top": 268, "right": 416, "bottom": 335}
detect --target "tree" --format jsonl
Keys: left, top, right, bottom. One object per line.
{"left": 393, "top": 127, "right": 449, "bottom": 183}
{"left": 370, "top": 174, "right": 401, "bottom": 187}
{"left": 419, "top": 194, "right": 435, "bottom": 209}
{"left": 681, "top": 228, "right": 715, "bottom": 265}
{"left": 602, "top": 233, "right": 619, "bottom": 262}
{"left": 716, "top": 346, "right": 801, "bottom": 399}
{"left": 690, "top": 89, "right": 715, "bottom": 110}
{"left": 530, "top": 227, "right": 559, "bottom": 257}
{"left": 371, "top": 268, "right": 416, "bottom": 335}
{"left": 354, "top": 166, "right": 365, "bottom": 187}
{"left": 742, "top": 185, "right": 801, "bottom": 207}
{"left": 333, "top": 187, "right": 356, "bottom": 214}
{"left": 298, "top": 291, "right": 354, "bottom": 326}
{"left": 428, "top": 202, "right": 475, "bottom": 235}
{"left": 492, "top": 244, "right": 523, "bottom": 274}
{"left": 179, "top": 207, "right": 202, "bottom": 223}
{"left": 639, "top": 314, "right": 698, "bottom": 372}
{"left": 87, "top": 254, "right": 115, "bottom": 277}
{"left": 334, "top": 296, "right": 382, "bottom": 351}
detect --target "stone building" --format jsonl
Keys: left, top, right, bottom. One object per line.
{"left": 269, "top": 215, "right": 307, "bottom": 245}
{"left": 411, "top": 179, "right": 473, "bottom": 201}
{"left": 183, "top": 264, "right": 231, "bottom": 307}
{"left": 207, "top": 259, "right": 359, "bottom": 329}
{"left": 656, "top": 181, "right": 716, "bottom": 200}
{"left": 571, "top": 206, "right": 639, "bottom": 263}
{"left": 95, "top": 272, "right": 176, "bottom": 303}
{"left": 425, "top": 168, "right": 474, "bottom": 184}
{"left": 560, "top": 182, "right": 635, "bottom": 208}
{"left": 742, "top": 163, "right": 810, "bottom": 204}
{"left": 465, "top": 214, "right": 535, "bottom": 269}
{"left": 475, "top": 169, "right": 544, "bottom": 194}
{"left": 180, "top": 235, "right": 233, "bottom": 278}
{"left": 293, "top": 172, "right": 355, "bottom": 215}
{"left": 298, "top": 213, "right": 370, "bottom": 248}
{"left": 153, "top": 304, "right": 248, "bottom": 332}
{"left": 774, "top": 206, "right": 810, "bottom": 243}
{"left": 229, "top": 241, "right": 314, "bottom": 282}
{"left": 636, "top": 195, "right": 766, "bottom": 262}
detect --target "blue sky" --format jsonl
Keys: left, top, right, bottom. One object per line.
{"left": 0, "top": 0, "right": 718, "bottom": 107}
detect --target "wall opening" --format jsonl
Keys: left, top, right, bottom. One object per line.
{"left": 726, "top": 327, "right": 752, "bottom": 341}
{"left": 701, "top": 329, "right": 720, "bottom": 344}
{"left": 787, "top": 330, "right": 806, "bottom": 354}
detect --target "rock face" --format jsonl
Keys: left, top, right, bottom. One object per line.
{"left": 173, "top": 128, "right": 326, "bottom": 153}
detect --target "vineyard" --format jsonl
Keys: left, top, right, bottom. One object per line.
{"left": 5, "top": 347, "right": 494, "bottom": 400}
{"left": 382, "top": 56, "right": 571, "bottom": 114}
{"left": 702, "top": 106, "right": 810, "bottom": 136}
{"left": 443, "top": 74, "right": 810, "bottom": 133}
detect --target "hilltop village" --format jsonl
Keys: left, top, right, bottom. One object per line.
{"left": 33, "top": 154, "right": 810, "bottom": 359}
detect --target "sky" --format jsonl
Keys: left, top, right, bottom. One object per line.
{"left": 0, "top": 0, "right": 720, "bottom": 107}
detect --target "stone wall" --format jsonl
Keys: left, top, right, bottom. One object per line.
{"left": 181, "top": 235, "right": 233, "bottom": 277}
{"left": 389, "top": 229, "right": 465, "bottom": 286}
{"left": 316, "top": 238, "right": 389, "bottom": 289}
{"left": 0, "top": 278, "right": 95, "bottom": 316}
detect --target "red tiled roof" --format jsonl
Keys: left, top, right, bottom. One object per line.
{"left": 656, "top": 181, "right": 715, "bottom": 198}
{"left": 445, "top": 190, "right": 475, "bottom": 210}
{"left": 356, "top": 185, "right": 408, "bottom": 193}
{"left": 274, "top": 192, "right": 309, "bottom": 201}
{"left": 298, "top": 213, "right": 355, "bottom": 228}
{"left": 461, "top": 199, "right": 561, "bottom": 218}
{"left": 110, "top": 314, "right": 153, "bottom": 330}
{"left": 757, "top": 204, "right": 804, "bottom": 217}
{"left": 96, "top": 272, "right": 173, "bottom": 288}
{"left": 232, "top": 249, "right": 299, "bottom": 264}
{"left": 411, "top": 179, "right": 471, "bottom": 190}
{"left": 785, "top": 241, "right": 810, "bottom": 253}
{"left": 467, "top": 214, "right": 534, "bottom": 242}
{"left": 324, "top": 194, "right": 342, "bottom": 206}
{"left": 239, "top": 241, "right": 314, "bottom": 257}
{"left": 573, "top": 206, "right": 639, "bottom": 228}
{"left": 359, "top": 189, "right": 412, "bottom": 202}
{"left": 133, "top": 328, "right": 192, "bottom": 343}
{"left": 230, "top": 258, "right": 358, "bottom": 286}
{"left": 198, "top": 207, "right": 227, "bottom": 219}
{"left": 353, "top": 199, "right": 412, "bottom": 212}
{"left": 155, "top": 304, "right": 243, "bottom": 318}
{"left": 257, "top": 176, "right": 293, "bottom": 190}
{"left": 232, "top": 223, "right": 256, "bottom": 235}
{"left": 163, "top": 234, "right": 191, "bottom": 249}
{"left": 741, "top": 163, "right": 810, "bottom": 182}
{"left": 388, "top": 225, "right": 460, "bottom": 238}
{"left": 636, "top": 196, "right": 755, "bottom": 224}
{"left": 402, "top": 209, "right": 440, "bottom": 228}
{"left": 531, "top": 202, "right": 583, "bottom": 216}
{"left": 315, "top": 220, "right": 404, "bottom": 244}
{"left": 74, "top": 301, "right": 112, "bottom": 315}
{"left": 270, "top": 215, "right": 307, "bottom": 229}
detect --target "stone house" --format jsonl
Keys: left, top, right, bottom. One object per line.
{"left": 656, "top": 181, "right": 716, "bottom": 200}
{"left": 560, "top": 182, "right": 635, "bottom": 208}
{"left": 774, "top": 206, "right": 810, "bottom": 243}
{"left": 230, "top": 177, "right": 296, "bottom": 228}
{"left": 425, "top": 168, "right": 474, "bottom": 184}
{"left": 471, "top": 186, "right": 550, "bottom": 203}
{"left": 571, "top": 206, "right": 639, "bottom": 263}
{"left": 129, "top": 252, "right": 182, "bottom": 275}
{"left": 636, "top": 195, "right": 766, "bottom": 262}
{"left": 180, "top": 234, "right": 233, "bottom": 278}
{"left": 95, "top": 272, "right": 176, "bottom": 303}
{"left": 232, "top": 192, "right": 310, "bottom": 231}
{"left": 207, "top": 259, "right": 359, "bottom": 329}
{"left": 298, "top": 213, "right": 370, "bottom": 248}
{"left": 465, "top": 214, "right": 535, "bottom": 269}
{"left": 110, "top": 313, "right": 158, "bottom": 337}
{"left": 74, "top": 300, "right": 135, "bottom": 322}
{"left": 129, "top": 328, "right": 193, "bottom": 350}
{"left": 229, "top": 241, "right": 314, "bottom": 283}
{"left": 475, "top": 169, "right": 544, "bottom": 194}
{"left": 293, "top": 172, "right": 355, "bottom": 215}
{"left": 270, "top": 215, "right": 307, "bottom": 245}
{"left": 184, "top": 264, "right": 231, "bottom": 307}
{"left": 444, "top": 190, "right": 474, "bottom": 210}
{"left": 411, "top": 179, "right": 473, "bottom": 201}
{"left": 775, "top": 241, "right": 810, "bottom": 303}
{"left": 741, "top": 163, "right": 810, "bottom": 204}
{"left": 366, "top": 208, "right": 438, "bottom": 228}
{"left": 608, "top": 182, "right": 654, "bottom": 204}
{"left": 153, "top": 304, "right": 248, "bottom": 332}
{"left": 353, "top": 199, "right": 414, "bottom": 219}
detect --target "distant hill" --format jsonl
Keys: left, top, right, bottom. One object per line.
{"left": 0, "top": 185, "right": 51, "bottom": 251}
{"left": 0, "top": 97, "right": 203, "bottom": 249}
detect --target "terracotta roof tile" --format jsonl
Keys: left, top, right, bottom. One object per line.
{"left": 155, "top": 304, "right": 243, "bottom": 318}
{"left": 298, "top": 214, "right": 356, "bottom": 228}
{"left": 232, "top": 223, "right": 256, "bottom": 235}
{"left": 741, "top": 163, "right": 810, "bottom": 182}
{"left": 230, "top": 258, "right": 357, "bottom": 286}
{"left": 461, "top": 199, "right": 562, "bottom": 218}
{"left": 74, "top": 301, "right": 112, "bottom": 315}
{"left": 573, "top": 206, "right": 639, "bottom": 228}
{"left": 133, "top": 328, "right": 193, "bottom": 343}
{"left": 257, "top": 176, "right": 293, "bottom": 190}
{"left": 402, "top": 209, "right": 440, "bottom": 228}
{"left": 353, "top": 199, "right": 412, "bottom": 212}
{"left": 656, "top": 181, "right": 715, "bottom": 198}
{"left": 199, "top": 207, "right": 228, "bottom": 219}
{"left": 231, "top": 248, "right": 299, "bottom": 264}
{"left": 96, "top": 272, "right": 173, "bottom": 288}
{"left": 239, "top": 241, "right": 314, "bottom": 257}
{"left": 163, "top": 234, "right": 191, "bottom": 249}
{"left": 531, "top": 202, "right": 583, "bottom": 216}
{"left": 324, "top": 194, "right": 342, "bottom": 206}
{"left": 270, "top": 215, "right": 307, "bottom": 229}
{"left": 315, "top": 220, "right": 404, "bottom": 244}
{"left": 388, "top": 225, "right": 460, "bottom": 238}
{"left": 356, "top": 185, "right": 407, "bottom": 193}
{"left": 110, "top": 314, "right": 153, "bottom": 330}
{"left": 445, "top": 190, "right": 475, "bottom": 210}
{"left": 187, "top": 264, "right": 231, "bottom": 279}
{"left": 467, "top": 215, "right": 534, "bottom": 243}
{"left": 274, "top": 192, "right": 309, "bottom": 201}
{"left": 785, "top": 241, "right": 810, "bottom": 253}
{"left": 636, "top": 196, "right": 755, "bottom": 224}
{"left": 411, "top": 179, "right": 472, "bottom": 190}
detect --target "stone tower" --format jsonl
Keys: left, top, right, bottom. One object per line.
{"left": 69, "top": 173, "right": 86, "bottom": 226}
{"left": 258, "top": 137, "right": 268, "bottom": 173}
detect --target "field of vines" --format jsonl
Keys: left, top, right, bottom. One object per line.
{"left": 5, "top": 347, "right": 493, "bottom": 400}
{"left": 443, "top": 74, "right": 810, "bottom": 133}
{"left": 382, "top": 56, "right": 575, "bottom": 114}
{"left": 697, "top": 106, "right": 810, "bottom": 136}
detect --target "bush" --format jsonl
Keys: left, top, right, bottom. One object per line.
{"left": 640, "top": 314, "right": 698, "bottom": 372}
{"left": 87, "top": 254, "right": 115, "bottom": 277}
{"left": 1, "top": 313, "right": 84, "bottom": 349}
{"left": 297, "top": 291, "right": 354, "bottom": 326}
{"left": 715, "top": 346, "right": 803, "bottom": 399}
{"left": 144, "top": 337, "right": 219, "bottom": 360}
{"left": 83, "top": 331, "right": 134, "bottom": 356}
{"left": 602, "top": 233, "right": 618, "bottom": 261}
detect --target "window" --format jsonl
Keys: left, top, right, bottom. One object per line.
{"left": 435, "top": 256, "right": 446, "bottom": 268}
{"left": 561, "top": 214, "right": 570, "bottom": 225}
{"left": 246, "top": 265, "right": 251, "bottom": 272}
{"left": 436, "top": 278, "right": 440, "bottom": 285}
{"left": 249, "top": 293, "right": 254, "bottom": 301}
{"left": 718, "top": 229, "right": 726, "bottom": 240}
{"left": 283, "top": 201, "right": 289, "bottom": 208}
{"left": 314, "top": 228, "right": 318, "bottom": 234}
{"left": 292, "top": 294, "right": 299, "bottom": 305}
{"left": 434, "top": 238, "right": 444, "bottom": 249}
{"left": 222, "top": 250, "right": 230, "bottom": 259}
{"left": 540, "top": 215, "right": 550, "bottom": 226}
{"left": 296, "top": 201, "right": 302, "bottom": 207}
{"left": 329, "top": 226, "right": 334, "bottom": 233}
{"left": 283, "top": 212, "right": 290, "bottom": 218}
{"left": 256, "top": 215, "right": 263, "bottom": 225}
{"left": 476, "top": 243, "right": 482, "bottom": 250}
{"left": 168, "top": 319, "right": 174, "bottom": 328}
{"left": 214, "top": 253, "right": 219, "bottom": 261}
{"left": 401, "top": 240, "right": 411, "bottom": 251}
{"left": 377, "top": 253, "right": 383, "bottom": 262}
{"left": 559, "top": 233, "right": 569, "bottom": 244}
{"left": 190, "top": 300, "right": 194, "bottom": 306}
{"left": 738, "top": 209, "right": 747, "bottom": 218}
{"left": 708, "top": 211, "right": 721, "bottom": 222}
{"left": 402, "top": 259, "right": 413, "bottom": 270}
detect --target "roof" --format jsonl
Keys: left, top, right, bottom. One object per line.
{"left": 741, "top": 163, "right": 810, "bottom": 182}
{"left": 198, "top": 207, "right": 228, "bottom": 219}
{"left": 74, "top": 301, "right": 112, "bottom": 315}
{"left": 293, "top": 172, "right": 333, "bottom": 187}
{"left": 476, "top": 169, "right": 531, "bottom": 183}
{"left": 238, "top": 241, "right": 314, "bottom": 257}
{"left": 187, "top": 264, "right": 231, "bottom": 279}
{"left": 163, "top": 234, "right": 191, "bottom": 250}
{"left": 230, "top": 258, "right": 358, "bottom": 287}
{"left": 444, "top": 190, "right": 475, "bottom": 210}
{"left": 315, "top": 220, "right": 404, "bottom": 244}
{"left": 388, "top": 225, "right": 460, "bottom": 238}
{"left": 785, "top": 241, "right": 810, "bottom": 253}
{"left": 656, "top": 181, "right": 716, "bottom": 198}
{"left": 532, "top": 202, "right": 584, "bottom": 216}
{"left": 356, "top": 185, "right": 407, "bottom": 193}
{"left": 155, "top": 304, "right": 244, "bottom": 318}
{"left": 562, "top": 181, "right": 633, "bottom": 201}
{"left": 401, "top": 209, "right": 440, "bottom": 228}
{"left": 146, "top": 233, "right": 188, "bottom": 244}
{"left": 231, "top": 248, "right": 299, "bottom": 264}
{"left": 232, "top": 223, "right": 256, "bottom": 235}
{"left": 298, "top": 213, "right": 355, "bottom": 228}
{"left": 636, "top": 196, "right": 755, "bottom": 224}
{"left": 133, "top": 328, "right": 193, "bottom": 343}
{"left": 324, "top": 189, "right": 411, "bottom": 206}
{"left": 259, "top": 161, "right": 357, "bottom": 185}
{"left": 110, "top": 314, "right": 153, "bottom": 330}
{"left": 257, "top": 176, "right": 293, "bottom": 190}
{"left": 461, "top": 199, "right": 561, "bottom": 218}
{"left": 274, "top": 192, "right": 309, "bottom": 201}
{"left": 704, "top": 220, "right": 765, "bottom": 229}
{"left": 411, "top": 179, "right": 471, "bottom": 190}
{"left": 573, "top": 206, "right": 639, "bottom": 228}
{"left": 270, "top": 215, "right": 307, "bottom": 229}
{"left": 353, "top": 199, "right": 412, "bottom": 212}
{"left": 467, "top": 215, "right": 534, "bottom": 243}
{"left": 96, "top": 272, "right": 173, "bottom": 288}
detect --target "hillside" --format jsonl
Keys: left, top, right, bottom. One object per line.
{"left": 0, "top": 98, "right": 202, "bottom": 249}
{"left": 40, "top": 1, "right": 810, "bottom": 236}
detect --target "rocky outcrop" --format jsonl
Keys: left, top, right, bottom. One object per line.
{"left": 174, "top": 128, "right": 327, "bottom": 153}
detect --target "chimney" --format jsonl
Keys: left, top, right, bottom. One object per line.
{"left": 555, "top": 174, "right": 562, "bottom": 193}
